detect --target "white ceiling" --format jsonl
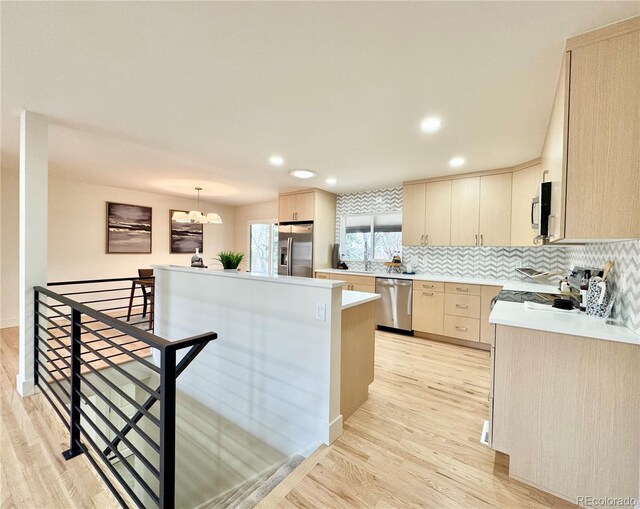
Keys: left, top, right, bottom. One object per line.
{"left": 2, "top": 1, "right": 638, "bottom": 205}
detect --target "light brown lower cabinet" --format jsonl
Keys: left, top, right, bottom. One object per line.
{"left": 480, "top": 285, "right": 502, "bottom": 345}
{"left": 491, "top": 325, "right": 640, "bottom": 504}
{"left": 443, "top": 315, "right": 480, "bottom": 341}
{"left": 412, "top": 288, "right": 444, "bottom": 335}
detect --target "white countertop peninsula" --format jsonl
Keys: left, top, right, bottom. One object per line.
{"left": 151, "top": 265, "right": 379, "bottom": 458}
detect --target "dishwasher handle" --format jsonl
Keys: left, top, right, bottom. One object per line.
{"left": 376, "top": 278, "right": 413, "bottom": 287}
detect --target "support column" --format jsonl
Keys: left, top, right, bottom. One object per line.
{"left": 17, "top": 111, "right": 48, "bottom": 397}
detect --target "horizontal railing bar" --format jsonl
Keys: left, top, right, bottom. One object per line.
{"left": 35, "top": 379, "right": 71, "bottom": 427}
{"left": 78, "top": 391, "right": 160, "bottom": 478}
{"left": 36, "top": 349, "right": 71, "bottom": 380}
{"left": 76, "top": 424, "right": 149, "bottom": 509}
{"left": 57, "top": 287, "right": 140, "bottom": 297}
{"left": 38, "top": 299, "right": 72, "bottom": 315}
{"left": 76, "top": 405, "right": 161, "bottom": 502}
{"left": 78, "top": 340, "right": 160, "bottom": 399}
{"left": 81, "top": 311, "right": 148, "bottom": 327}
{"left": 42, "top": 328, "right": 162, "bottom": 434}
{"left": 76, "top": 356, "right": 161, "bottom": 428}
{"left": 35, "top": 356, "right": 71, "bottom": 409}
{"left": 37, "top": 323, "right": 70, "bottom": 345}
{"left": 48, "top": 276, "right": 154, "bottom": 287}
{"left": 76, "top": 369, "right": 160, "bottom": 453}
{"left": 67, "top": 294, "right": 150, "bottom": 306}
{"left": 78, "top": 444, "right": 129, "bottom": 509}
{"left": 35, "top": 286, "right": 168, "bottom": 349}
{"left": 79, "top": 324, "right": 158, "bottom": 373}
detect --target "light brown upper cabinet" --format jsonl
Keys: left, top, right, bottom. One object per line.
{"left": 425, "top": 180, "right": 452, "bottom": 246}
{"left": 402, "top": 183, "right": 426, "bottom": 246}
{"left": 543, "top": 18, "right": 640, "bottom": 242}
{"left": 450, "top": 177, "right": 480, "bottom": 246}
{"left": 403, "top": 181, "right": 452, "bottom": 246}
{"left": 479, "top": 173, "right": 512, "bottom": 246}
{"left": 511, "top": 163, "right": 543, "bottom": 246}
{"left": 278, "top": 191, "right": 315, "bottom": 222}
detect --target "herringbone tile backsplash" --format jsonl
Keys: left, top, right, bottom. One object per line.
{"left": 335, "top": 187, "right": 640, "bottom": 334}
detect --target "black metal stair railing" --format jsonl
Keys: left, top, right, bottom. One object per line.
{"left": 33, "top": 279, "right": 217, "bottom": 509}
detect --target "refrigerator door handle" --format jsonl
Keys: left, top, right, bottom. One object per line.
{"left": 287, "top": 236, "right": 293, "bottom": 276}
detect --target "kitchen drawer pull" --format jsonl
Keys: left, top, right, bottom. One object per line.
{"left": 455, "top": 287, "right": 469, "bottom": 292}
{"left": 423, "top": 284, "right": 434, "bottom": 288}
{"left": 422, "top": 292, "right": 434, "bottom": 296}
{"left": 455, "top": 304, "right": 469, "bottom": 309}
{"left": 455, "top": 326, "right": 468, "bottom": 331}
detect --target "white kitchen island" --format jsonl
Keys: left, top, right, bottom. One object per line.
{"left": 152, "top": 265, "right": 378, "bottom": 458}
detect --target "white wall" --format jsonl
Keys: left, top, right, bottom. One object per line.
{"left": 233, "top": 200, "right": 278, "bottom": 271}
{"left": 0, "top": 174, "right": 237, "bottom": 326}
{"left": 1, "top": 164, "right": 20, "bottom": 328}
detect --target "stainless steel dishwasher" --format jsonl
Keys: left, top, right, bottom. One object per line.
{"left": 375, "top": 278, "right": 413, "bottom": 331}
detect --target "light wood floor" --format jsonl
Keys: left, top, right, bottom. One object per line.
{"left": 1, "top": 327, "right": 576, "bottom": 509}
{"left": 0, "top": 327, "right": 120, "bottom": 509}
{"left": 259, "top": 330, "right": 577, "bottom": 509}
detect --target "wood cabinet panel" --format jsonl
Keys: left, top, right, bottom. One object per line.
{"left": 444, "top": 282, "right": 482, "bottom": 296}
{"left": 315, "top": 272, "right": 329, "bottom": 279}
{"left": 479, "top": 174, "right": 512, "bottom": 246}
{"left": 414, "top": 280, "right": 445, "bottom": 293}
{"left": 541, "top": 52, "right": 570, "bottom": 242}
{"left": 443, "top": 315, "right": 480, "bottom": 341}
{"left": 294, "top": 192, "right": 315, "bottom": 222}
{"left": 450, "top": 177, "right": 480, "bottom": 246}
{"left": 424, "top": 180, "right": 452, "bottom": 246}
{"left": 402, "top": 184, "right": 426, "bottom": 246}
{"left": 444, "top": 293, "right": 481, "bottom": 319}
{"left": 278, "top": 194, "right": 297, "bottom": 222}
{"left": 412, "top": 290, "right": 444, "bottom": 335}
{"left": 480, "top": 285, "right": 502, "bottom": 345}
{"left": 510, "top": 165, "right": 542, "bottom": 246}
{"left": 565, "top": 30, "right": 640, "bottom": 239}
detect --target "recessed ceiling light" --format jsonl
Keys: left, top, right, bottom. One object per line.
{"left": 326, "top": 177, "right": 337, "bottom": 185}
{"left": 269, "top": 155, "right": 284, "bottom": 166}
{"left": 420, "top": 116, "right": 442, "bottom": 133}
{"left": 449, "top": 157, "right": 465, "bottom": 168}
{"left": 290, "top": 169, "right": 317, "bottom": 179}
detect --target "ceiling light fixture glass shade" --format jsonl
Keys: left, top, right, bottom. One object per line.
{"left": 172, "top": 188, "right": 223, "bottom": 224}
{"left": 420, "top": 116, "right": 442, "bottom": 133}
{"left": 290, "top": 169, "right": 317, "bottom": 179}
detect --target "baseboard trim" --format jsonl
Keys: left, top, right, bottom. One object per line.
{"left": 414, "top": 331, "right": 491, "bottom": 351}
{"left": 0, "top": 317, "right": 18, "bottom": 329}
{"left": 327, "top": 414, "right": 343, "bottom": 444}
{"left": 15, "top": 374, "right": 35, "bottom": 397}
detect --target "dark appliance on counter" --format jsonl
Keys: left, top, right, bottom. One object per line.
{"left": 531, "top": 181, "right": 552, "bottom": 244}
{"left": 278, "top": 222, "right": 313, "bottom": 277}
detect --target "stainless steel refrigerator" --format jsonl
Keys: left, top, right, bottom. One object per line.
{"left": 278, "top": 223, "right": 313, "bottom": 277}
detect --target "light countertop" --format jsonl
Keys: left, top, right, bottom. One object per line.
{"left": 315, "top": 268, "right": 558, "bottom": 293}
{"left": 490, "top": 301, "right": 640, "bottom": 346}
{"left": 342, "top": 290, "right": 380, "bottom": 310}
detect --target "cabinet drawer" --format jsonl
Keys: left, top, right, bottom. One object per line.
{"left": 332, "top": 274, "right": 375, "bottom": 286}
{"left": 444, "top": 315, "right": 480, "bottom": 341}
{"left": 412, "top": 290, "right": 444, "bottom": 335}
{"left": 315, "top": 272, "right": 330, "bottom": 279}
{"left": 444, "top": 293, "right": 481, "bottom": 318}
{"left": 414, "top": 280, "right": 444, "bottom": 293}
{"left": 349, "top": 283, "right": 376, "bottom": 293}
{"left": 445, "top": 282, "right": 482, "bottom": 296}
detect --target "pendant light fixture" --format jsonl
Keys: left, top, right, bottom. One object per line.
{"left": 172, "top": 187, "right": 222, "bottom": 224}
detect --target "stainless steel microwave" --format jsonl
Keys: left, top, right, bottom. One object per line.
{"left": 531, "top": 182, "right": 552, "bottom": 244}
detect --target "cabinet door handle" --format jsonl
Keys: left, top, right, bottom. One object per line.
{"left": 423, "top": 284, "right": 433, "bottom": 288}
{"left": 456, "top": 304, "right": 469, "bottom": 309}
{"left": 420, "top": 234, "right": 425, "bottom": 245}
{"left": 456, "top": 287, "right": 469, "bottom": 292}
{"left": 474, "top": 234, "right": 478, "bottom": 246}
{"left": 455, "top": 326, "right": 468, "bottom": 331}
{"left": 422, "top": 292, "right": 434, "bottom": 296}
{"left": 480, "top": 234, "right": 484, "bottom": 246}
{"left": 425, "top": 234, "right": 429, "bottom": 245}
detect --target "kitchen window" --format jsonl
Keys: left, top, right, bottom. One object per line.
{"left": 340, "top": 212, "right": 402, "bottom": 261}
{"left": 249, "top": 221, "right": 278, "bottom": 276}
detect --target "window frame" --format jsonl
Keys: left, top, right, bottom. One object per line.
{"left": 248, "top": 219, "right": 278, "bottom": 276}
{"left": 340, "top": 211, "right": 402, "bottom": 262}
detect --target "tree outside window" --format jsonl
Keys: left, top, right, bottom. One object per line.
{"left": 341, "top": 212, "right": 402, "bottom": 261}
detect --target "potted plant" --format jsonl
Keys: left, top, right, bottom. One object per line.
{"left": 216, "top": 251, "right": 244, "bottom": 271}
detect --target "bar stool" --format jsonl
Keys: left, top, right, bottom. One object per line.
{"left": 126, "top": 269, "right": 154, "bottom": 328}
